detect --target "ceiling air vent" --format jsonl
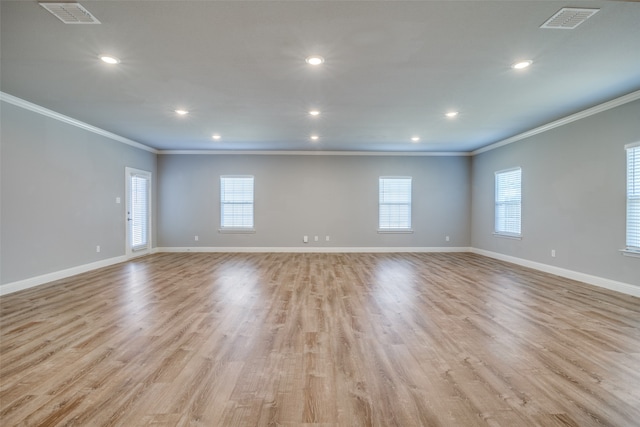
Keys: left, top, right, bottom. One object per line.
{"left": 39, "top": 2, "right": 100, "bottom": 24}
{"left": 540, "top": 8, "right": 599, "bottom": 29}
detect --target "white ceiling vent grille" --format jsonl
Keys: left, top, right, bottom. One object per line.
{"left": 39, "top": 3, "right": 100, "bottom": 24}
{"left": 540, "top": 8, "right": 599, "bottom": 30}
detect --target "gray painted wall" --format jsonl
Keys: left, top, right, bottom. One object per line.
{"left": 157, "top": 154, "right": 471, "bottom": 249}
{"left": 3, "top": 94, "right": 639, "bottom": 290}
{"left": 471, "top": 99, "right": 640, "bottom": 286}
{"left": 1, "top": 101, "right": 157, "bottom": 285}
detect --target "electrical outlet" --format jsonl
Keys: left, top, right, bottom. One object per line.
{"left": 195, "top": 235, "right": 199, "bottom": 241}
{"left": 445, "top": 235, "right": 450, "bottom": 242}
{"left": 303, "top": 235, "right": 308, "bottom": 243}
{"left": 326, "top": 235, "right": 330, "bottom": 241}
{"left": 551, "top": 249, "right": 556, "bottom": 257}
{"left": 314, "top": 236, "right": 319, "bottom": 242}
{"left": 96, "top": 245, "right": 101, "bottom": 253}
{"left": 115, "top": 197, "right": 121, "bottom": 204}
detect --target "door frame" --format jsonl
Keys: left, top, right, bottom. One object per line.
{"left": 125, "top": 167, "right": 152, "bottom": 259}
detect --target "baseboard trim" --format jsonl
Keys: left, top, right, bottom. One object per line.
{"left": 2, "top": 248, "right": 637, "bottom": 298}
{"left": 471, "top": 248, "right": 640, "bottom": 298}
{"left": 156, "top": 246, "right": 472, "bottom": 254}
{"left": 0, "top": 256, "right": 127, "bottom": 296}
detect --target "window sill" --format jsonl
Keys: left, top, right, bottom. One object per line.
{"left": 493, "top": 232, "right": 522, "bottom": 240}
{"left": 620, "top": 249, "right": 640, "bottom": 258}
{"left": 218, "top": 228, "right": 256, "bottom": 234}
{"left": 378, "top": 229, "right": 414, "bottom": 234}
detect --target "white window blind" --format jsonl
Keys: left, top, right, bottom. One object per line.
{"left": 379, "top": 177, "right": 412, "bottom": 230}
{"left": 131, "top": 174, "right": 149, "bottom": 251}
{"left": 495, "top": 168, "right": 522, "bottom": 237}
{"left": 220, "top": 176, "right": 254, "bottom": 229}
{"left": 627, "top": 145, "right": 640, "bottom": 251}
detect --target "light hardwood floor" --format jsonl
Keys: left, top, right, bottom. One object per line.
{"left": 1, "top": 252, "right": 639, "bottom": 426}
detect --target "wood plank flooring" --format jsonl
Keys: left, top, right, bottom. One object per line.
{"left": 1, "top": 252, "right": 639, "bottom": 426}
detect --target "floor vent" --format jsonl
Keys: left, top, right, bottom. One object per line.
{"left": 540, "top": 8, "right": 599, "bottom": 29}
{"left": 39, "top": 2, "right": 101, "bottom": 24}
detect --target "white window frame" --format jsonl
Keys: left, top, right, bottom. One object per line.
{"left": 623, "top": 142, "right": 640, "bottom": 257}
{"left": 219, "top": 175, "right": 255, "bottom": 233}
{"left": 378, "top": 176, "right": 413, "bottom": 233}
{"left": 494, "top": 167, "right": 522, "bottom": 239}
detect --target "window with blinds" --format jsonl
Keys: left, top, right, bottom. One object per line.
{"left": 627, "top": 144, "right": 640, "bottom": 252}
{"left": 130, "top": 174, "right": 150, "bottom": 250}
{"left": 379, "top": 177, "right": 412, "bottom": 231}
{"left": 220, "top": 176, "right": 254, "bottom": 229}
{"left": 495, "top": 168, "right": 522, "bottom": 237}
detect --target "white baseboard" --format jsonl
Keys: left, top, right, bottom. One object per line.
{"left": 0, "top": 255, "right": 127, "bottom": 296}
{"left": 155, "top": 246, "right": 472, "bottom": 254}
{"left": 1, "top": 248, "right": 466, "bottom": 296}
{"left": 3, "top": 248, "right": 637, "bottom": 299}
{"left": 471, "top": 248, "right": 640, "bottom": 298}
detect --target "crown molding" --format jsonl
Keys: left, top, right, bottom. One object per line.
{"left": 3, "top": 88, "right": 638, "bottom": 158}
{"left": 158, "top": 150, "right": 471, "bottom": 156}
{"left": 473, "top": 89, "right": 640, "bottom": 156}
{"left": 0, "top": 92, "right": 158, "bottom": 154}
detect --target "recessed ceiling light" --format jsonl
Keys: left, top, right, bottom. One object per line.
{"left": 512, "top": 60, "right": 532, "bottom": 70}
{"left": 445, "top": 111, "right": 459, "bottom": 118}
{"left": 305, "top": 56, "right": 324, "bottom": 66}
{"left": 411, "top": 136, "right": 420, "bottom": 142}
{"left": 212, "top": 134, "right": 221, "bottom": 140}
{"left": 100, "top": 55, "right": 120, "bottom": 65}
{"left": 310, "top": 135, "right": 319, "bottom": 141}
{"left": 174, "top": 109, "right": 189, "bottom": 115}
{"left": 309, "top": 110, "right": 320, "bottom": 116}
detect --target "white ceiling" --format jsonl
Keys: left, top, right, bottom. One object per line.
{"left": 2, "top": 0, "right": 640, "bottom": 153}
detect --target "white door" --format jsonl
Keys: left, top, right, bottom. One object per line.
{"left": 126, "top": 167, "right": 151, "bottom": 258}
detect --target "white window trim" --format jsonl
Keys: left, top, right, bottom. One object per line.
{"left": 623, "top": 142, "right": 640, "bottom": 256}
{"left": 219, "top": 175, "right": 255, "bottom": 233}
{"left": 626, "top": 142, "right": 640, "bottom": 149}
{"left": 494, "top": 167, "right": 522, "bottom": 239}
{"left": 218, "top": 228, "right": 256, "bottom": 234}
{"left": 620, "top": 249, "right": 640, "bottom": 258}
{"left": 492, "top": 232, "right": 522, "bottom": 240}
{"left": 378, "top": 176, "right": 413, "bottom": 233}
